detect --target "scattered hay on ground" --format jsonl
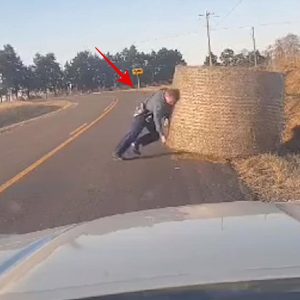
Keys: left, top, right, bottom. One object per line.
{"left": 233, "top": 153, "right": 300, "bottom": 202}
{"left": 232, "top": 96, "right": 300, "bottom": 202}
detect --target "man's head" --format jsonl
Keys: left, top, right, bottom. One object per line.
{"left": 164, "top": 88, "right": 180, "bottom": 106}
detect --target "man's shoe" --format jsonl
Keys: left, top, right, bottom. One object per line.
{"left": 112, "top": 152, "right": 124, "bottom": 161}
{"left": 131, "top": 142, "right": 141, "bottom": 155}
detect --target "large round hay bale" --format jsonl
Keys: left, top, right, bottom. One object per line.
{"left": 167, "top": 66, "right": 285, "bottom": 159}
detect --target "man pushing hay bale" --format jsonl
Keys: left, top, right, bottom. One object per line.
{"left": 167, "top": 66, "right": 285, "bottom": 160}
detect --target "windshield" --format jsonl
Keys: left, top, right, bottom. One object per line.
{"left": 0, "top": 0, "right": 300, "bottom": 299}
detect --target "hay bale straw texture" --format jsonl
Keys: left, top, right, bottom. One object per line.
{"left": 167, "top": 66, "right": 285, "bottom": 159}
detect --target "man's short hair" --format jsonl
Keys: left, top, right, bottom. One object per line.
{"left": 165, "top": 88, "right": 180, "bottom": 101}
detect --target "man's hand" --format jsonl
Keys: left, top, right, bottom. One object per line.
{"left": 161, "top": 135, "right": 167, "bottom": 144}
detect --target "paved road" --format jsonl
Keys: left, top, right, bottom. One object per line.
{"left": 0, "top": 91, "right": 250, "bottom": 234}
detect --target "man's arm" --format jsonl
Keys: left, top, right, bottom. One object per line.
{"left": 152, "top": 103, "right": 165, "bottom": 139}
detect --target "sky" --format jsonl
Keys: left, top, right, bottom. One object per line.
{"left": 1, "top": 0, "right": 299, "bottom": 66}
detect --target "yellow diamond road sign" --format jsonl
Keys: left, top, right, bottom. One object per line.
{"left": 132, "top": 68, "right": 144, "bottom": 76}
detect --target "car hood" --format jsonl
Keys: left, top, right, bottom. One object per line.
{"left": 1, "top": 201, "right": 300, "bottom": 300}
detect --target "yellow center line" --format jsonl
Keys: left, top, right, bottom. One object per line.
{"left": 0, "top": 98, "right": 119, "bottom": 195}
{"left": 69, "top": 123, "right": 88, "bottom": 136}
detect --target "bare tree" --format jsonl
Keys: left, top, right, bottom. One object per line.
{"left": 266, "top": 34, "right": 300, "bottom": 71}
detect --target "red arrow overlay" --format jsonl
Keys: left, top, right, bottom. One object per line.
{"left": 95, "top": 47, "right": 134, "bottom": 88}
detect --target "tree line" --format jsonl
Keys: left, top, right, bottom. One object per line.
{"left": 204, "top": 49, "right": 267, "bottom": 67}
{"left": 0, "top": 33, "right": 299, "bottom": 101}
{"left": 0, "top": 45, "right": 186, "bottom": 100}
{"left": 203, "top": 34, "right": 300, "bottom": 69}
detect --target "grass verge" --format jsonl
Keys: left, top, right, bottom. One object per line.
{"left": 0, "top": 101, "right": 68, "bottom": 129}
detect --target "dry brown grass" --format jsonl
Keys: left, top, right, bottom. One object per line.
{"left": 286, "top": 69, "right": 300, "bottom": 95}
{"left": 233, "top": 96, "right": 300, "bottom": 202}
{"left": 0, "top": 100, "right": 69, "bottom": 112}
{"left": 0, "top": 100, "right": 70, "bottom": 129}
{"left": 270, "top": 57, "right": 300, "bottom": 96}
{"left": 284, "top": 96, "right": 300, "bottom": 142}
{"left": 233, "top": 154, "right": 300, "bottom": 201}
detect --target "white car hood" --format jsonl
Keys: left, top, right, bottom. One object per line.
{"left": 1, "top": 201, "right": 300, "bottom": 300}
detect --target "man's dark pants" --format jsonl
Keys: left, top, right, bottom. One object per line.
{"left": 115, "top": 115, "right": 160, "bottom": 156}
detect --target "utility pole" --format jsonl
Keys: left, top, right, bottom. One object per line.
{"left": 199, "top": 11, "right": 214, "bottom": 66}
{"left": 251, "top": 26, "right": 257, "bottom": 67}
{"left": 205, "top": 11, "right": 213, "bottom": 66}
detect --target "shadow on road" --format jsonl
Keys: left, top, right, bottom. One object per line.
{"left": 125, "top": 151, "right": 189, "bottom": 161}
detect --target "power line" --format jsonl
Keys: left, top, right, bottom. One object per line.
{"left": 259, "top": 21, "right": 292, "bottom": 27}
{"left": 215, "top": 0, "right": 244, "bottom": 26}
{"left": 212, "top": 21, "right": 292, "bottom": 31}
{"left": 134, "top": 31, "right": 199, "bottom": 45}
{"left": 132, "top": 20, "right": 294, "bottom": 50}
